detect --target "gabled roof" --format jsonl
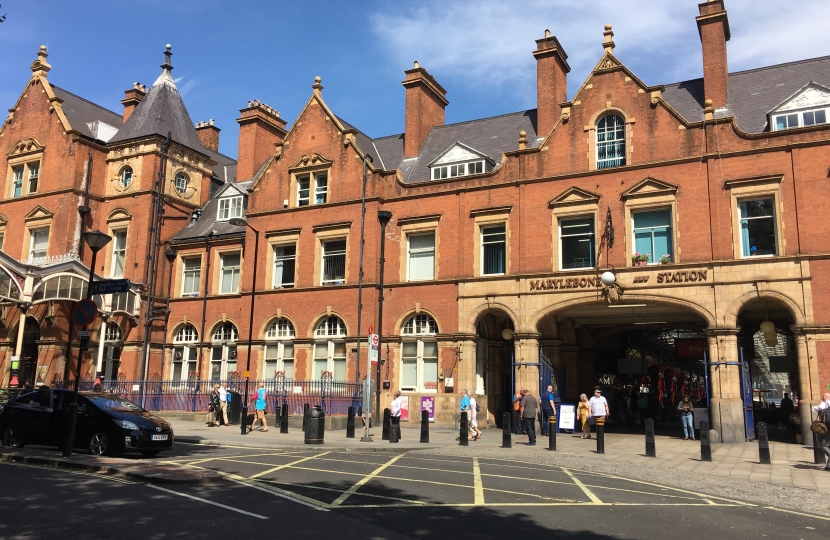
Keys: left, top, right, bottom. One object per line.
{"left": 172, "top": 180, "right": 253, "bottom": 242}
{"left": 51, "top": 86, "right": 123, "bottom": 139}
{"left": 428, "top": 141, "right": 494, "bottom": 167}
{"left": 768, "top": 81, "right": 830, "bottom": 114}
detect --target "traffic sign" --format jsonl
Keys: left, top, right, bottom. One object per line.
{"left": 369, "top": 333, "right": 379, "bottom": 348}
{"left": 73, "top": 299, "right": 98, "bottom": 327}
{"left": 89, "top": 279, "right": 131, "bottom": 295}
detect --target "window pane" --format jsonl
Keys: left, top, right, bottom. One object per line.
{"left": 314, "top": 173, "right": 328, "bottom": 204}
{"left": 632, "top": 210, "right": 671, "bottom": 263}
{"left": 402, "top": 342, "right": 418, "bottom": 358}
{"left": 297, "top": 175, "right": 310, "bottom": 206}
{"left": 653, "top": 228, "right": 671, "bottom": 260}
{"left": 816, "top": 110, "right": 827, "bottom": 124}
{"left": 402, "top": 360, "right": 417, "bottom": 389}
{"left": 786, "top": 114, "right": 798, "bottom": 128}
{"left": 803, "top": 111, "right": 815, "bottom": 126}
{"left": 264, "top": 344, "right": 279, "bottom": 359}
{"left": 422, "top": 341, "right": 438, "bottom": 359}
{"left": 322, "top": 240, "right": 346, "bottom": 284}
{"left": 739, "top": 199, "right": 774, "bottom": 219}
{"left": 775, "top": 116, "right": 786, "bottom": 130}
{"left": 210, "top": 362, "right": 221, "bottom": 381}
{"left": 182, "top": 257, "right": 201, "bottom": 295}
{"left": 313, "top": 359, "right": 327, "bottom": 379}
{"left": 274, "top": 245, "right": 296, "bottom": 287}
{"left": 423, "top": 359, "right": 438, "bottom": 390}
{"left": 333, "top": 359, "right": 346, "bottom": 381}
{"left": 264, "top": 361, "right": 277, "bottom": 379}
{"left": 482, "top": 226, "right": 506, "bottom": 275}
{"left": 739, "top": 199, "right": 776, "bottom": 257}
{"left": 314, "top": 343, "right": 328, "bottom": 359}
{"left": 408, "top": 233, "right": 435, "bottom": 281}
{"left": 283, "top": 344, "right": 294, "bottom": 360}
{"left": 283, "top": 360, "right": 294, "bottom": 380}
{"left": 560, "top": 218, "right": 594, "bottom": 269}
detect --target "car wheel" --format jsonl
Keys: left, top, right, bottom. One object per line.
{"left": 140, "top": 450, "right": 160, "bottom": 458}
{"left": 88, "top": 431, "right": 110, "bottom": 456}
{"left": 2, "top": 427, "right": 24, "bottom": 448}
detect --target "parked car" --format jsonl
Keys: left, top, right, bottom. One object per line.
{"left": 0, "top": 388, "right": 173, "bottom": 457}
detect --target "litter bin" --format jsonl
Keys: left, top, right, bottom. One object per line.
{"left": 226, "top": 391, "right": 241, "bottom": 425}
{"left": 304, "top": 406, "right": 325, "bottom": 444}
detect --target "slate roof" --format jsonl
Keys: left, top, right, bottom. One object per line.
{"left": 173, "top": 180, "right": 252, "bottom": 242}
{"left": 662, "top": 55, "right": 830, "bottom": 133}
{"left": 51, "top": 85, "right": 123, "bottom": 139}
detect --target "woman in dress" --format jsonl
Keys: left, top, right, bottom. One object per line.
{"left": 578, "top": 393, "right": 591, "bottom": 439}
{"left": 207, "top": 384, "right": 220, "bottom": 427}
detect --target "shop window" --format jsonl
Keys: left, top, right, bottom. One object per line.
{"left": 400, "top": 314, "right": 439, "bottom": 393}
{"left": 739, "top": 199, "right": 777, "bottom": 257}
{"left": 264, "top": 318, "right": 295, "bottom": 380}
{"left": 219, "top": 252, "right": 241, "bottom": 294}
{"left": 559, "top": 217, "right": 595, "bottom": 270}
{"left": 632, "top": 209, "right": 672, "bottom": 265}
{"left": 596, "top": 114, "right": 626, "bottom": 169}
{"left": 273, "top": 244, "right": 296, "bottom": 288}
{"left": 321, "top": 239, "right": 346, "bottom": 285}
{"left": 481, "top": 225, "right": 506, "bottom": 276}
{"left": 407, "top": 233, "right": 435, "bottom": 281}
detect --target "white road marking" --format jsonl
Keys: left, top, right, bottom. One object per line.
{"left": 224, "top": 477, "right": 330, "bottom": 511}
{"left": 147, "top": 484, "right": 268, "bottom": 519}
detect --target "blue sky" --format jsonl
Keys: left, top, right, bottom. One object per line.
{"left": 1, "top": 0, "right": 828, "bottom": 158}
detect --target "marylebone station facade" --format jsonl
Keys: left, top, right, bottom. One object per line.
{"left": 1, "top": 1, "right": 829, "bottom": 443}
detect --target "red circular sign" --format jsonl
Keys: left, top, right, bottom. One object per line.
{"left": 73, "top": 299, "right": 98, "bottom": 327}
{"left": 370, "top": 334, "right": 379, "bottom": 347}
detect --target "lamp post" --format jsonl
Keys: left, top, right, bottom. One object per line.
{"left": 375, "top": 210, "right": 392, "bottom": 420}
{"left": 63, "top": 230, "right": 111, "bottom": 458}
{"left": 230, "top": 217, "right": 259, "bottom": 435}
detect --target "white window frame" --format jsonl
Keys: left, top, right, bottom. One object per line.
{"left": 219, "top": 252, "right": 241, "bottom": 294}
{"left": 314, "top": 172, "right": 328, "bottom": 204}
{"left": 119, "top": 166, "right": 133, "bottom": 188}
{"left": 27, "top": 162, "right": 39, "bottom": 194}
{"left": 28, "top": 227, "right": 49, "bottom": 263}
{"left": 631, "top": 208, "right": 673, "bottom": 265}
{"left": 11, "top": 166, "right": 23, "bottom": 198}
{"left": 110, "top": 229, "right": 128, "bottom": 278}
{"left": 596, "top": 114, "right": 626, "bottom": 170}
{"left": 738, "top": 197, "right": 778, "bottom": 259}
{"left": 480, "top": 224, "right": 506, "bottom": 276}
{"left": 313, "top": 316, "right": 347, "bottom": 381}
{"left": 217, "top": 195, "right": 243, "bottom": 221}
{"left": 210, "top": 322, "right": 238, "bottom": 381}
{"left": 264, "top": 318, "right": 296, "bottom": 380}
{"left": 431, "top": 160, "right": 484, "bottom": 180}
{"left": 174, "top": 172, "right": 189, "bottom": 194}
{"left": 406, "top": 232, "right": 435, "bottom": 282}
{"left": 171, "top": 324, "right": 199, "bottom": 382}
{"left": 773, "top": 107, "right": 829, "bottom": 131}
{"left": 181, "top": 256, "right": 201, "bottom": 297}
{"left": 273, "top": 243, "right": 296, "bottom": 289}
{"left": 559, "top": 216, "right": 595, "bottom": 271}
{"left": 321, "top": 238, "right": 346, "bottom": 285}
{"left": 400, "top": 314, "right": 439, "bottom": 393}
{"left": 297, "top": 174, "right": 310, "bottom": 206}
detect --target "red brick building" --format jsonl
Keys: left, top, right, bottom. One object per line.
{"left": 2, "top": 1, "right": 829, "bottom": 443}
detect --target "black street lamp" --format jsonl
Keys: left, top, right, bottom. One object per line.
{"left": 63, "top": 230, "right": 111, "bottom": 458}
{"left": 230, "top": 217, "right": 259, "bottom": 435}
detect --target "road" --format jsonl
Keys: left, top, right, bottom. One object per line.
{"left": 0, "top": 442, "right": 827, "bottom": 539}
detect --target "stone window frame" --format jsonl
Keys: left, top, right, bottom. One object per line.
{"left": 397, "top": 215, "right": 441, "bottom": 283}
{"left": 622, "top": 199, "right": 679, "bottom": 268}
{"left": 213, "top": 247, "right": 243, "bottom": 296}
{"left": 471, "top": 207, "right": 512, "bottom": 277}
{"left": 313, "top": 223, "right": 350, "bottom": 287}
{"left": 170, "top": 322, "right": 199, "bottom": 382}
{"left": 0, "top": 215, "right": 7, "bottom": 252}
{"left": 584, "top": 104, "right": 635, "bottom": 172}
{"left": 118, "top": 165, "right": 134, "bottom": 189}
{"left": 7, "top": 156, "right": 42, "bottom": 199}
{"left": 311, "top": 315, "right": 348, "bottom": 381}
{"left": 399, "top": 313, "right": 440, "bottom": 394}
{"left": 550, "top": 201, "right": 600, "bottom": 272}
{"left": 724, "top": 175, "right": 785, "bottom": 260}
{"left": 23, "top": 210, "right": 52, "bottom": 263}
{"left": 209, "top": 321, "right": 239, "bottom": 380}
{"left": 291, "top": 167, "right": 330, "bottom": 208}
{"left": 173, "top": 170, "right": 191, "bottom": 195}
{"left": 177, "top": 252, "right": 203, "bottom": 298}
{"left": 104, "top": 209, "right": 131, "bottom": 279}
{"left": 265, "top": 228, "right": 301, "bottom": 290}
{"left": 263, "top": 317, "right": 297, "bottom": 380}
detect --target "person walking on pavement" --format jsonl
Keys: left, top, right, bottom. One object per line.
{"left": 589, "top": 388, "right": 609, "bottom": 427}
{"left": 578, "top": 393, "right": 591, "bottom": 438}
{"left": 520, "top": 389, "right": 539, "bottom": 446}
{"left": 207, "top": 384, "right": 220, "bottom": 427}
{"left": 678, "top": 394, "right": 695, "bottom": 440}
{"left": 540, "top": 385, "right": 555, "bottom": 436}
{"left": 457, "top": 389, "right": 471, "bottom": 440}
{"left": 513, "top": 391, "right": 526, "bottom": 434}
{"left": 390, "top": 390, "right": 402, "bottom": 443}
{"left": 813, "top": 392, "right": 830, "bottom": 470}
{"left": 248, "top": 382, "right": 269, "bottom": 433}
{"left": 469, "top": 393, "right": 482, "bottom": 440}
{"left": 217, "top": 382, "right": 228, "bottom": 426}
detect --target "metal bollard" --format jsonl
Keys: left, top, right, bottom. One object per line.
{"left": 302, "top": 403, "right": 310, "bottom": 430}
{"left": 548, "top": 417, "right": 557, "bottom": 451}
{"left": 459, "top": 411, "right": 469, "bottom": 446}
{"left": 814, "top": 432, "right": 826, "bottom": 465}
{"left": 596, "top": 416, "right": 605, "bottom": 454}
{"left": 700, "top": 420, "right": 712, "bottom": 461}
{"left": 645, "top": 418, "right": 656, "bottom": 458}
{"left": 346, "top": 406, "right": 355, "bottom": 438}
{"left": 280, "top": 403, "right": 288, "bottom": 434}
{"left": 502, "top": 412, "right": 512, "bottom": 448}
{"left": 757, "top": 422, "right": 771, "bottom": 464}
{"left": 420, "top": 410, "right": 429, "bottom": 443}
{"left": 382, "top": 408, "right": 391, "bottom": 441}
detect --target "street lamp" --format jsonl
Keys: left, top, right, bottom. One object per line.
{"left": 230, "top": 217, "right": 259, "bottom": 435}
{"left": 64, "top": 230, "right": 111, "bottom": 458}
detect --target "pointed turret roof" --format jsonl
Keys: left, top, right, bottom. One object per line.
{"left": 109, "top": 45, "right": 206, "bottom": 152}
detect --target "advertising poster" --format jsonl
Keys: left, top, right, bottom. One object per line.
{"left": 558, "top": 404, "right": 576, "bottom": 432}
{"left": 421, "top": 396, "right": 435, "bottom": 422}
{"left": 400, "top": 395, "right": 410, "bottom": 422}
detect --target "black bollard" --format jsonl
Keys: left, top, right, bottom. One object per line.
{"left": 382, "top": 408, "right": 391, "bottom": 441}
{"left": 645, "top": 418, "right": 656, "bottom": 458}
{"left": 346, "top": 406, "right": 355, "bottom": 438}
{"left": 390, "top": 417, "right": 399, "bottom": 443}
{"left": 280, "top": 403, "right": 288, "bottom": 434}
{"left": 502, "top": 412, "right": 512, "bottom": 448}
{"left": 814, "top": 432, "right": 826, "bottom": 465}
{"left": 596, "top": 417, "right": 605, "bottom": 454}
{"left": 548, "top": 416, "right": 557, "bottom": 451}
{"left": 757, "top": 422, "right": 771, "bottom": 465}
{"left": 700, "top": 420, "right": 712, "bottom": 461}
{"left": 459, "top": 411, "right": 469, "bottom": 446}
{"left": 302, "top": 403, "right": 310, "bottom": 430}
{"left": 420, "top": 410, "right": 429, "bottom": 443}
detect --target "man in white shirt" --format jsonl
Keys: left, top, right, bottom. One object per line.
{"left": 813, "top": 392, "right": 830, "bottom": 470}
{"left": 589, "top": 389, "right": 610, "bottom": 420}
{"left": 390, "top": 390, "right": 402, "bottom": 443}
{"left": 218, "top": 382, "right": 229, "bottom": 426}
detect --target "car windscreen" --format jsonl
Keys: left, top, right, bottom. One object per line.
{"left": 87, "top": 395, "right": 145, "bottom": 413}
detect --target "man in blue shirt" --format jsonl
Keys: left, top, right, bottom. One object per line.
{"left": 540, "top": 385, "right": 555, "bottom": 436}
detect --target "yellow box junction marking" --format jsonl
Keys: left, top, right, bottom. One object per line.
{"left": 472, "top": 458, "right": 485, "bottom": 506}
{"left": 332, "top": 454, "right": 405, "bottom": 506}
{"left": 248, "top": 451, "right": 331, "bottom": 479}
{"left": 562, "top": 467, "right": 604, "bottom": 504}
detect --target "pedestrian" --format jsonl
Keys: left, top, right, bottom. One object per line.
{"left": 589, "top": 388, "right": 609, "bottom": 427}
{"left": 469, "top": 393, "right": 482, "bottom": 440}
{"left": 218, "top": 381, "right": 229, "bottom": 426}
{"left": 578, "top": 393, "right": 591, "bottom": 439}
{"left": 637, "top": 393, "right": 649, "bottom": 424}
{"left": 540, "top": 385, "right": 555, "bottom": 436}
{"left": 248, "top": 382, "right": 269, "bottom": 432}
{"left": 207, "top": 384, "right": 220, "bottom": 427}
{"left": 678, "top": 394, "right": 695, "bottom": 440}
{"left": 513, "top": 391, "right": 526, "bottom": 434}
{"left": 813, "top": 392, "right": 830, "bottom": 471}
{"left": 520, "top": 389, "right": 539, "bottom": 446}
{"left": 390, "top": 390, "right": 402, "bottom": 443}
{"left": 457, "top": 389, "right": 472, "bottom": 440}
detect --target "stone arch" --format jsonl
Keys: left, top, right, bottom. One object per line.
{"left": 393, "top": 308, "right": 442, "bottom": 335}
{"left": 307, "top": 312, "right": 350, "bottom": 339}
{"left": 464, "top": 302, "right": 519, "bottom": 335}
{"left": 209, "top": 319, "right": 240, "bottom": 342}
{"left": 259, "top": 314, "right": 298, "bottom": 340}
{"left": 168, "top": 320, "right": 199, "bottom": 342}
{"left": 724, "top": 289, "right": 805, "bottom": 328}
{"left": 587, "top": 103, "right": 635, "bottom": 128}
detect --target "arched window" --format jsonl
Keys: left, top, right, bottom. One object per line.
{"left": 264, "top": 318, "right": 295, "bottom": 380}
{"left": 210, "top": 322, "right": 238, "bottom": 380}
{"left": 119, "top": 166, "right": 133, "bottom": 188}
{"left": 174, "top": 172, "right": 189, "bottom": 194}
{"left": 313, "top": 316, "right": 346, "bottom": 381}
{"left": 596, "top": 114, "right": 626, "bottom": 169}
{"left": 400, "top": 314, "right": 439, "bottom": 393}
{"left": 172, "top": 324, "right": 198, "bottom": 381}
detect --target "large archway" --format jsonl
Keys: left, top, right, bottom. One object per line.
{"left": 473, "top": 309, "right": 515, "bottom": 427}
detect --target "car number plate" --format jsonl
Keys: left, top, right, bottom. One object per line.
{"left": 151, "top": 434, "right": 168, "bottom": 441}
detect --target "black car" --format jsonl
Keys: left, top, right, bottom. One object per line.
{"left": 0, "top": 388, "right": 174, "bottom": 457}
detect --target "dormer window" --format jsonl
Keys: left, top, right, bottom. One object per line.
{"left": 217, "top": 195, "right": 243, "bottom": 221}
{"left": 773, "top": 109, "right": 827, "bottom": 130}
{"left": 432, "top": 161, "right": 484, "bottom": 180}
{"left": 429, "top": 142, "right": 493, "bottom": 181}
{"left": 769, "top": 82, "right": 830, "bottom": 131}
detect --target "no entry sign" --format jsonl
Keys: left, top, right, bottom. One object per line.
{"left": 73, "top": 299, "right": 98, "bottom": 327}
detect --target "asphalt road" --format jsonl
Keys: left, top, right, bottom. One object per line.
{"left": 1, "top": 442, "right": 827, "bottom": 540}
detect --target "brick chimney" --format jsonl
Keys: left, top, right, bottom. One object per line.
{"left": 195, "top": 119, "right": 220, "bottom": 151}
{"left": 402, "top": 62, "right": 448, "bottom": 158}
{"left": 121, "top": 82, "right": 146, "bottom": 123}
{"left": 533, "top": 29, "right": 570, "bottom": 137}
{"left": 236, "top": 100, "right": 287, "bottom": 180}
{"left": 696, "top": 0, "right": 731, "bottom": 109}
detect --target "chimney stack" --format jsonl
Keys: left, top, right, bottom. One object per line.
{"left": 534, "top": 30, "right": 570, "bottom": 137}
{"left": 403, "top": 62, "right": 448, "bottom": 158}
{"left": 121, "top": 82, "right": 146, "bottom": 124}
{"left": 697, "top": 0, "right": 730, "bottom": 109}
{"left": 195, "top": 119, "right": 220, "bottom": 152}
{"left": 236, "top": 100, "right": 287, "bottom": 180}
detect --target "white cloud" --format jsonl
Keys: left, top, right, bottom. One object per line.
{"left": 371, "top": 0, "right": 830, "bottom": 99}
